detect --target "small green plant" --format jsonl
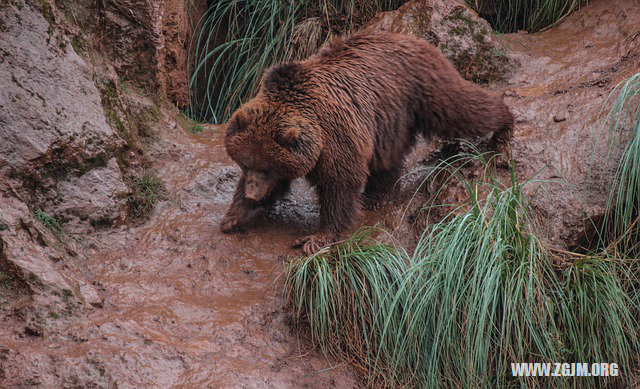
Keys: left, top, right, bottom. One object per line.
{"left": 70, "top": 35, "right": 83, "bottom": 55}
{"left": 119, "top": 78, "right": 130, "bottom": 93}
{"left": 189, "top": 123, "right": 204, "bottom": 134}
{"left": 61, "top": 289, "right": 73, "bottom": 299}
{"left": 0, "top": 272, "right": 11, "bottom": 285}
{"left": 34, "top": 209, "right": 64, "bottom": 238}
{"left": 492, "top": 47, "right": 507, "bottom": 58}
{"left": 128, "top": 174, "right": 164, "bottom": 220}
{"left": 48, "top": 311, "right": 60, "bottom": 319}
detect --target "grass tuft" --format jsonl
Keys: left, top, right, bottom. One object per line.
{"left": 189, "top": 123, "right": 204, "bottom": 134}
{"left": 286, "top": 154, "right": 640, "bottom": 387}
{"left": 599, "top": 73, "right": 640, "bottom": 257}
{"left": 187, "top": 0, "right": 404, "bottom": 123}
{"left": 34, "top": 209, "right": 65, "bottom": 238}
{"left": 466, "top": 0, "right": 590, "bottom": 33}
{"left": 128, "top": 174, "right": 164, "bottom": 220}
{"left": 285, "top": 227, "right": 409, "bottom": 384}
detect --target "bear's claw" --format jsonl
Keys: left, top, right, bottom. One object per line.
{"left": 293, "top": 233, "right": 334, "bottom": 255}
{"left": 220, "top": 213, "right": 241, "bottom": 233}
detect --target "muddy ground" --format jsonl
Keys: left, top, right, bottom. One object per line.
{"left": 1, "top": 0, "right": 639, "bottom": 387}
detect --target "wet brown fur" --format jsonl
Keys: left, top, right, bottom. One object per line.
{"left": 221, "top": 30, "right": 514, "bottom": 253}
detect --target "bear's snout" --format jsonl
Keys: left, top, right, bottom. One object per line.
{"left": 244, "top": 170, "right": 271, "bottom": 202}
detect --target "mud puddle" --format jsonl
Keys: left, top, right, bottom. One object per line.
{"left": 74, "top": 123, "right": 361, "bottom": 387}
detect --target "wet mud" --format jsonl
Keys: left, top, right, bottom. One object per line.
{"left": 1, "top": 0, "right": 640, "bottom": 387}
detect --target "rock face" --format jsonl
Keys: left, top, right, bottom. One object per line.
{"left": 0, "top": 1, "right": 128, "bottom": 231}
{"left": 367, "top": 0, "right": 508, "bottom": 84}
{"left": 99, "top": 0, "right": 200, "bottom": 106}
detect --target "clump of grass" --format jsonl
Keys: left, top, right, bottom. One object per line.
{"left": 598, "top": 73, "right": 640, "bottom": 257}
{"left": 286, "top": 155, "right": 640, "bottom": 387}
{"left": 181, "top": 108, "right": 205, "bottom": 134}
{"left": 188, "top": 0, "right": 404, "bottom": 123}
{"left": 285, "top": 228, "right": 409, "bottom": 382}
{"left": 34, "top": 209, "right": 65, "bottom": 238}
{"left": 128, "top": 174, "right": 164, "bottom": 220}
{"left": 189, "top": 123, "right": 204, "bottom": 134}
{"left": 467, "top": 0, "right": 589, "bottom": 33}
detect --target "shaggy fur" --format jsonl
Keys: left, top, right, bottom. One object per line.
{"left": 220, "top": 30, "right": 514, "bottom": 254}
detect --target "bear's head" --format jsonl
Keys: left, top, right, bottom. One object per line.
{"left": 224, "top": 99, "right": 322, "bottom": 202}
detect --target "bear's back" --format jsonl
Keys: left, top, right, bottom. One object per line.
{"left": 302, "top": 31, "right": 463, "bottom": 168}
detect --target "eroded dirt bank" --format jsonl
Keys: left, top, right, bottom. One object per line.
{"left": 1, "top": 0, "right": 639, "bottom": 387}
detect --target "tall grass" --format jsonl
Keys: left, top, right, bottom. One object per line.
{"left": 285, "top": 155, "right": 640, "bottom": 387}
{"left": 599, "top": 73, "right": 640, "bottom": 257}
{"left": 187, "top": 0, "right": 404, "bottom": 123}
{"left": 467, "top": 0, "right": 590, "bottom": 33}
{"left": 285, "top": 227, "right": 410, "bottom": 382}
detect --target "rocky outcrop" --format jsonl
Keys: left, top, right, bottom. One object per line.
{"left": 0, "top": 1, "right": 128, "bottom": 231}
{"left": 98, "top": 0, "right": 201, "bottom": 106}
{"left": 367, "top": 0, "right": 508, "bottom": 83}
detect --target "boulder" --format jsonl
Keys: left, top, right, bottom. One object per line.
{"left": 366, "top": 0, "right": 508, "bottom": 84}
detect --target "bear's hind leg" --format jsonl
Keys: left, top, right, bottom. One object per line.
{"left": 363, "top": 166, "right": 402, "bottom": 210}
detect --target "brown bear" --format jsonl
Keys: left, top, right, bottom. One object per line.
{"left": 220, "top": 30, "right": 514, "bottom": 254}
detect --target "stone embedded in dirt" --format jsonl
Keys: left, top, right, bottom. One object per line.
{"left": 79, "top": 284, "right": 103, "bottom": 308}
{"left": 53, "top": 158, "right": 129, "bottom": 231}
{"left": 366, "top": 0, "right": 509, "bottom": 84}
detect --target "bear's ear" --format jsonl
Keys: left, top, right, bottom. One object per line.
{"left": 227, "top": 110, "right": 248, "bottom": 136}
{"left": 276, "top": 126, "right": 300, "bottom": 147}
{"left": 262, "top": 63, "right": 306, "bottom": 94}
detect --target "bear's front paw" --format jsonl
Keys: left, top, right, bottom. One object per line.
{"left": 220, "top": 212, "right": 242, "bottom": 233}
{"left": 293, "top": 233, "right": 335, "bottom": 255}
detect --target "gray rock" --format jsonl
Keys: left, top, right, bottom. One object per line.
{"left": 366, "top": 0, "right": 508, "bottom": 83}
{"left": 54, "top": 158, "right": 129, "bottom": 230}
{"left": 0, "top": 2, "right": 128, "bottom": 232}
